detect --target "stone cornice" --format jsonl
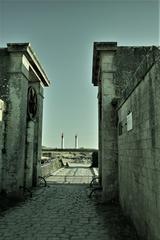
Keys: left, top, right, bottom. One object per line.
{"left": 92, "top": 42, "right": 117, "bottom": 86}
{"left": 7, "top": 43, "right": 50, "bottom": 87}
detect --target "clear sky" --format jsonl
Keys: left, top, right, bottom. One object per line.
{"left": 0, "top": 0, "right": 159, "bottom": 148}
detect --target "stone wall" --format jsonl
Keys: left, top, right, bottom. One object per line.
{"left": 113, "top": 46, "right": 151, "bottom": 98}
{"left": 0, "top": 43, "right": 49, "bottom": 195}
{"left": 0, "top": 100, "right": 5, "bottom": 192}
{"left": 118, "top": 56, "right": 160, "bottom": 240}
{"left": 93, "top": 43, "right": 152, "bottom": 202}
{"left": 41, "top": 150, "right": 94, "bottom": 178}
{"left": 42, "top": 150, "right": 93, "bottom": 165}
{"left": 100, "top": 50, "right": 118, "bottom": 201}
{"left": 92, "top": 43, "right": 160, "bottom": 239}
{"left": 41, "top": 159, "right": 64, "bottom": 178}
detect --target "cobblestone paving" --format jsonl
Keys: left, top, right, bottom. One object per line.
{"left": 0, "top": 184, "right": 138, "bottom": 240}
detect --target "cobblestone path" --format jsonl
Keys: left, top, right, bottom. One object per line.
{"left": 0, "top": 183, "right": 138, "bottom": 240}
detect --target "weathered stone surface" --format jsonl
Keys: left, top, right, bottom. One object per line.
{"left": 41, "top": 159, "right": 64, "bottom": 178}
{"left": 42, "top": 150, "right": 93, "bottom": 164}
{"left": 41, "top": 150, "right": 94, "bottom": 178}
{"left": 0, "top": 43, "right": 49, "bottom": 195}
{"left": 92, "top": 42, "right": 160, "bottom": 240}
{"left": 118, "top": 57, "right": 160, "bottom": 240}
{"left": 0, "top": 99, "right": 5, "bottom": 192}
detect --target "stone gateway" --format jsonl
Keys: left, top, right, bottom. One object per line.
{"left": 0, "top": 43, "right": 50, "bottom": 196}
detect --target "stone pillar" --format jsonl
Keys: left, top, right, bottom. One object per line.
{"left": 25, "top": 121, "right": 35, "bottom": 188}
{"left": 61, "top": 133, "right": 64, "bottom": 149}
{"left": 31, "top": 83, "right": 44, "bottom": 186}
{"left": 75, "top": 134, "right": 78, "bottom": 149}
{"left": 4, "top": 53, "right": 28, "bottom": 192}
{"left": 0, "top": 99, "right": 5, "bottom": 192}
{"left": 101, "top": 50, "right": 118, "bottom": 201}
{"left": 98, "top": 87, "right": 102, "bottom": 184}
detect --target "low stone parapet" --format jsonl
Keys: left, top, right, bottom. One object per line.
{"left": 41, "top": 159, "right": 64, "bottom": 178}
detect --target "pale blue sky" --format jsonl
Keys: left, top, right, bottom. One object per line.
{"left": 0, "top": 0, "right": 159, "bottom": 148}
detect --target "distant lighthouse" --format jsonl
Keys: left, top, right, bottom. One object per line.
{"left": 61, "top": 133, "right": 64, "bottom": 149}
{"left": 75, "top": 134, "right": 78, "bottom": 149}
